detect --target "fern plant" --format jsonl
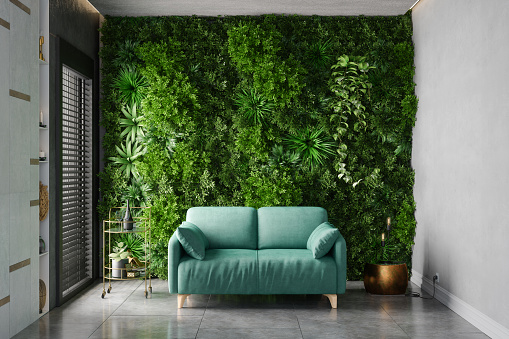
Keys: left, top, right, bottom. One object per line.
{"left": 234, "top": 87, "right": 274, "bottom": 125}
{"left": 113, "top": 40, "right": 140, "bottom": 69}
{"left": 284, "top": 127, "right": 335, "bottom": 169}
{"left": 120, "top": 102, "right": 145, "bottom": 144}
{"left": 113, "top": 67, "right": 148, "bottom": 105}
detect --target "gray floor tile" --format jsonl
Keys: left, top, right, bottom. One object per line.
{"left": 397, "top": 317, "right": 487, "bottom": 338}
{"left": 197, "top": 327, "right": 303, "bottom": 339}
{"left": 200, "top": 308, "right": 300, "bottom": 328}
{"left": 11, "top": 279, "right": 490, "bottom": 339}
{"left": 89, "top": 315, "right": 202, "bottom": 339}
{"left": 114, "top": 283, "right": 207, "bottom": 316}
{"left": 351, "top": 321, "right": 410, "bottom": 339}
{"left": 299, "top": 319, "right": 358, "bottom": 339}
{"left": 207, "top": 294, "right": 295, "bottom": 309}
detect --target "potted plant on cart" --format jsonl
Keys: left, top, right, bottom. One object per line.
{"left": 109, "top": 242, "right": 131, "bottom": 278}
{"left": 363, "top": 216, "right": 413, "bottom": 295}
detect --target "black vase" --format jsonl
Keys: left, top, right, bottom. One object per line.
{"left": 123, "top": 200, "right": 133, "bottom": 230}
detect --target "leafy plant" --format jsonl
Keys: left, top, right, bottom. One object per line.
{"left": 148, "top": 241, "right": 170, "bottom": 279}
{"left": 108, "top": 141, "right": 145, "bottom": 178}
{"left": 284, "top": 127, "right": 336, "bottom": 169}
{"left": 108, "top": 241, "right": 130, "bottom": 262}
{"left": 308, "top": 39, "right": 333, "bottom": 69}
{"left": 330, "top": 55, "right": 375, "bottom": 138}
{"left": 228, "top": 21, "right": 305, "bottom": 109}
{"left": 115, "top": 233, "right": 145, "bottom": 260}
{"left": 329, "top": 55, "right": 375, "bottom": 183}
{"left": 122, "top": 178, "right": 151, "bottom": 215}
{"left": 99, "top": 14, "right": 417, "bottom": 281}
{"left": 242, "top": 169, "right": 302, "bottom": 209}
{"left": 268, "top": 145, "right": 301, "bottom": 169}
{"left": 113, "top": 40, "right": 140, "bottom": 69}
{"left": 113, "top": 67, "right": 148, "bottom": 105}
{"left": 139, "top": 127, "right": 182, "bottom": 160}
{"left": 234, "top": 88, "right": 274, "bottom": 125}
{"left": 120, "top": 102, "right": 145, "bottom": 144}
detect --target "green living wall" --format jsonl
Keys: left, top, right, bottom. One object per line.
{"left": 99, "top": 14, "right": 417, "bottom": 280}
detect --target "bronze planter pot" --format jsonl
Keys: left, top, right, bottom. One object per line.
{"left": 363, "top": 262, "right": 408, "bottom": 295}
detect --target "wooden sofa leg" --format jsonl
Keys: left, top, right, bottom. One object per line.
{"left": 324, "top": 294, "right": 337, "bottom": 309}
{"left": 178, "top": 294, "right": 190, "bottom": 308}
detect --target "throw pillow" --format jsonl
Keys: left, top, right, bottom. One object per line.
{"left": 307, "top": 222, "right": 340, "bottom": 259}
{"left": 176, "top": 221, "right": 209, "bottom": 260}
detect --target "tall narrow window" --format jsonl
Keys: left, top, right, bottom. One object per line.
{"left": 61, "top": 65, "right": 93, "bottom": 297}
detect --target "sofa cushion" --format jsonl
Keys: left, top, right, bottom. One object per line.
{"left": 186, "top": 207, "right": 258, "bottom": 249}
{"left": 307, "top": 222, "right": 340, "bottom": 258}
{"left": 178, "top": 249, "right": 258, "bottom": 294}
{"left": 257, "top": 207, "right": 328, "bottom": 249}
{"left": 176, "top": 221, "right": 209, "bottom": 260}
{"left": 257, "top": 249, "right": 336, "bottom": 294}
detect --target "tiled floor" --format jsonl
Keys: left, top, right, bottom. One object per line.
{"left": 14, "top": 279, "right": 488, "bottom": 339}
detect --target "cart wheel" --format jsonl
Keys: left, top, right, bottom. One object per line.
{"left": 144, "top": 291, "right": 148, "bottom": 298}
{"left": 107, "top": 287, "right": 111, "bottom": 293}
{"left": 149, "top": 287, "right": 152, "bottom": 293}
{"left": 101, "top": 291, "right": 105, "bottom": 299}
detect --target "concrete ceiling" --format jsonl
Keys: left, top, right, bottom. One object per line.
{"left": 87, "top": 0, "right": 418, "bottom": 17}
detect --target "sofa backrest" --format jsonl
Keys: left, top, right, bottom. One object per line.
{"left": 186, "top": 207, "right": 258, "bottom": 249}
{"left": 257, "top": 207, "right": 328, "bottom": 249}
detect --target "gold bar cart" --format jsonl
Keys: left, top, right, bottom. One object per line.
{"left": 102, "top": 206, "right": 152, "bottom": 298}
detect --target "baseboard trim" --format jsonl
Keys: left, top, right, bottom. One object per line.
{"left": 411, "top": 270, "right": 509, "bottom": 339}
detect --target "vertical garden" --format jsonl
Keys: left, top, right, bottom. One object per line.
{"left": 99, "top": 14, "right": 417, "bottom": 280}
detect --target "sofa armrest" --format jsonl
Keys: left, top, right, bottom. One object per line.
{"left": 331, "top": 231, "right": 347, "bottom": 294}
{"left": 168, "top": 233, "right": 183, "bottom": 294}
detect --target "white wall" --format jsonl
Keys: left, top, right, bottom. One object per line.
{"left": 0, "top": 0, "right": 40, "bottom": 337}
{"left": 412, "top": 0, "right": 509, "bottom": 337}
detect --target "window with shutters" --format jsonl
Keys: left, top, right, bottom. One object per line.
{"left": 61, "top": 65, "right": 93, "bottom": 297}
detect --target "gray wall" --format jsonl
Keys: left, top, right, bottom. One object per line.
{"left": 412, "top": 0, "right": 509, "bottom": 334}
{"left": 0, "top": 0, "right": 41, "bottom": 337}
{"left": 0, "top": 0, "right": 99, "bottom": 336}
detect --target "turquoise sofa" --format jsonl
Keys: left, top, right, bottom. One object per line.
{"left": 168, "top": 206, "right": 347, "bottom": 308}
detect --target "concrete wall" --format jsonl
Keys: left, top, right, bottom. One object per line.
{"left": 412, "top": 0, "right": 509, "bottom": 336}
{"left": 0, "top": 0, "right": 41, "bottom": 337}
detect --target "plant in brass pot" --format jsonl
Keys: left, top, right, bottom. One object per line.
{"left": 363, "top": 217, "right": 410, "bottom": 295}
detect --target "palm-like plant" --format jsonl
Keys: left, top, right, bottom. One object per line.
{"left": 122, "top": 178, "right": 151, "bottom": 210}
{"left": 120, "top": 102, "right": 145, "bottom": 144}
{"left": 234, "top": 87, "right": 274, "bottom": 125}
{"left": 308, "top": 39, "right": 333, "bottom": 69}
{"left": 284, "top": 127, "right": 336, "bottom": 169}
{"left": 108, "top": 141, "right": 145, "bottom": 178}
{"left": 139, "top": 127, "right": 181, "bottom": 159}
{"left": 113, "top": 67, "right": 148, "bottom": 105}
{"left": 115, "top": 233, "right": 145, "bottom": 260}
{"left": 268, "top": 145, "right": 301, "bottom": 169}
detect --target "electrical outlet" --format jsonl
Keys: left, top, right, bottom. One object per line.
{"left": 434, "top": 273, "right": 439, "bottom": 283}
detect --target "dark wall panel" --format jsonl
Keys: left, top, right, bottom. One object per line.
{"left": 48, "top": 0, "right": 100, "bottom": 309}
